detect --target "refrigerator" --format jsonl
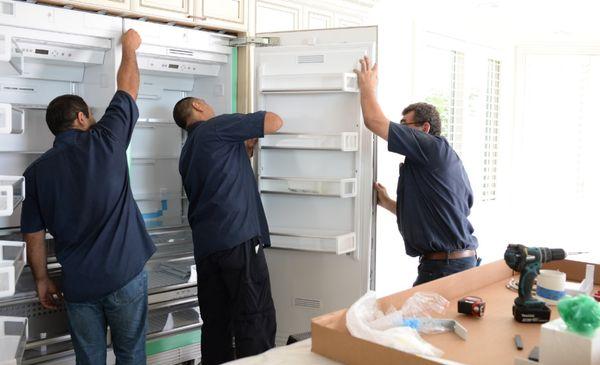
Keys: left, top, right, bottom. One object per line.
{"left": 0, "top": 1, "right": 377, "bottom": 363}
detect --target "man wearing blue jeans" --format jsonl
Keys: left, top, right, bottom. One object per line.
{"left": 20, "top": 29, "right": 155, "bottom": 364}
{"left": 354, "top": 56, "right": 479, "bottom": 286}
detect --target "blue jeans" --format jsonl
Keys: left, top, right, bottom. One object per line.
{"left": 65, "top": 270, "right": 148, "bottom": 365}
{"left": 413, "top": 257, "right": 478, "bottom": 286}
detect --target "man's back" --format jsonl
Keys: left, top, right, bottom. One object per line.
{"left": 179, "top": 112, "right": 270, "bottom": 261}
{"left": 388, "top": 122, "right": 478, "bottom": 256}
{"left": 21, "top": 91, "right": 156, "bottom": 302}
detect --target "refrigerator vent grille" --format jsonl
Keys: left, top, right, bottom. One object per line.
{"left": 168, "top": 48, "right": 194, "bottom": 57}
{"left": 297, "top": 54, "right": 324, "bottom": 64}
{"left": 294, "top": 297, "right": 321, "bottom": 309}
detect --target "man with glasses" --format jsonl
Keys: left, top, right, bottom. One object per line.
{"left": 354, "top": 56, "right": 479, "bottom": 285}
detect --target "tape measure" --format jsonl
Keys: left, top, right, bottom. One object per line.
{"left": 458, "top": 296, "right": 485, "bottom": 317}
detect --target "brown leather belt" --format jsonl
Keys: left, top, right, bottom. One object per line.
{"left": 421, "top": 249, "right": 476, "bottom": 261}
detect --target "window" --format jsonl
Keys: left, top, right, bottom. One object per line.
{"left": 445, "top": 51, "right": 465, "bottom": 154}
{"left": 482, "top": 59, "right": 500, "bottom": 201}
{"left": 510, "top": 52, "right": 600, "bottom": 250}
{"left": 422, "top": 48, "right": 465, "bottom": 155}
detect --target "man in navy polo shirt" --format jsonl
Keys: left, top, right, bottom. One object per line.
{"left": 173, "top": 97, "right": 283, "bottom": 365}
{"left": 20, "top": 30, "right": 155, "bottom": 364}
{"left": 354, "top": 56, "right": 479, "bottom": 286}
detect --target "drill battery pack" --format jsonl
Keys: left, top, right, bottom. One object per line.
{"left": 513, "top": 303, "right": 551, "bottom": 323}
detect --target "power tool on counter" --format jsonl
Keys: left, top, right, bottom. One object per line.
{"left": 504, "top": 244, "right": 566, "bottom": 323}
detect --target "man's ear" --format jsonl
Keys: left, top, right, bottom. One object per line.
{"left": 191, "top": 100, "right": 204, "bottom": 112}
{"left": 422, "top": 122, "right": 431, "bottom": 134}
{"left": 73, "top": 111, "right": 87, "bottom": 129}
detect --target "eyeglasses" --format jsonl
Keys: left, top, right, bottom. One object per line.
{"left": 400, "top": 118, "right": 422, "bottom": 126}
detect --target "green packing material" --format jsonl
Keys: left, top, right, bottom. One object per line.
{"left": 557, "top": 294, "right": 600, "bottom": 336}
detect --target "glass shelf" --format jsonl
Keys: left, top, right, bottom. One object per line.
{"left": 260, "top": 176, "right": 357, "bottom": 198}
{"left": 261, "top": 132, "right": 358, "bottom": 151}
{"left": 135, "top": 118, "right": 177, "bottom": 128}
{"left": 0, "top": 176, "right": 25, "bottom": 217}
{"left": 269, "top": 228, "right": 356, "bottom": 255}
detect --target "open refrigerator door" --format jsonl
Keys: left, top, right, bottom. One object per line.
{"left": 254, "top": 26, "right": 377, "bottom": 344}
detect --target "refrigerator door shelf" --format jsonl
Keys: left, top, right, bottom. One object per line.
{"left": 0, "top": 241, "right": 26, "bottom": 298}
{"left": 260, "top": 73, "right": 358, "bottom": 93}
{"left": 0, "top": 316, "right": 27, "bottom": 365}
{"left": 0, "top": 176, "right": 25, "bottom": 217}
{"left": 0, "top": 104, "right": 23, "bottom": 135}
{"left": 269, "top": 229, "right": 356, "bottom": 255}
{"left": 261, "top": 132, "right": 359, "bottom": 151}
{"left": 260, "top": 176, "right": 357, "bottom": 198}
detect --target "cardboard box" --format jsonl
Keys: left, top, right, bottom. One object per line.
{"left": 311, "top": 259, "right": 600, "bottom": 365}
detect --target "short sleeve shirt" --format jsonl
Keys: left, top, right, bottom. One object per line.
{"left": 20, "top": 91, "right": 156, "bottom": 302}
{"left": 179, "top": 112, "right": 270, "bottom": 261}
{"left": 387, "top": 122, "right": 478, "bottom": 256}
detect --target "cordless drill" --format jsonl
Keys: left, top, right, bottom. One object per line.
{"left": 504, "top": 244, "right": 566, "bottom": 323}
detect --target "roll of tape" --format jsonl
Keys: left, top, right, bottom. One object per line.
{"left": 536, "top": 269, "right": 566, "bottom": 305}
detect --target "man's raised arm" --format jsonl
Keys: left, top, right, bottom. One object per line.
{"left": 117, "top": 29, "right": 141, "bottom": 100}
{"left": 354, "top": 56, "right": 390, "bottom": 141}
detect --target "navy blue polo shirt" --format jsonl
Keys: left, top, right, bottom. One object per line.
{"left": 20, "top": 90, "right": 156, "bottom": 302}
{"left": 179, "top": 112, "right": 270, "bottom": 261}
{"left": 388, "top": 122, "right": 478, "bottom": 257}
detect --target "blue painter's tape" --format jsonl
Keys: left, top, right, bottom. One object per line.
{"left": 536, "top": 286, "right": 566, "bottom": 301}
{"left": 142, "top": 200, "right": 168, "bottom": 219}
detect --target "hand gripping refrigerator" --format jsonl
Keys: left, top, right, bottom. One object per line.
{"left": 0, "top": 1, "right": 377, "bottom": 363}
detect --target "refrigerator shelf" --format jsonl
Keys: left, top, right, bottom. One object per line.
{"left": 133, "top": 192, "right": 187, "bottom": 202}
{"left": 260, "top": 176, "right": 356, "bottom": 198}
{"left": 269, "top": 229, "right": 356, "bottom": 255}
{"left": 0, "top": 316, "right": 27, "bottom": 365}
{"left": 0, "top": 241, "right": 26, "bottom": 299}
{"left": 130, "top": 156, "right": 180, "bottom": 165}
{"left": 135, "top": 119, "right": 177, "bottom": 128}
{"left": 0, "top": 176, "right": 25, "bottom": 217}
{"left": 261, "top": 132, "right": 358, "bottom": 151}
{"left": 0, "top": 104, "right": 23, "bottom": 135}
{"left": 260, "top": 73, "right": 358, "bottom": 93}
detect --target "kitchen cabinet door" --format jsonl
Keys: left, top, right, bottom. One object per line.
{"left": 202, "top": 0, "right": 244, "bottom": 24}
{"left": 131, "top": 0, "right": 193, "bottom": 21}
{"left": 256, "top": 0, "right": 301, "bottom": 33}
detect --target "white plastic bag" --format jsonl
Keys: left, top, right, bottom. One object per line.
{"left": 346, "top": 291, "right": 444, "bottom": 358}
{"left": 372, "top": 292, "right": 451, "bottom": 334}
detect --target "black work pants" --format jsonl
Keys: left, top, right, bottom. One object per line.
{"left": 196, "top": 238, "right": 276, "bottom": 365}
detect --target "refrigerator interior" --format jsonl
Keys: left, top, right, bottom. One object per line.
{"left": 0, "top": 4, "right": 235, "bottom": 364}
{"left": 125, "top": 18, "right": 234, "bottom": 230}
{"left": 254, "top": 27, "right": 377, "bottom": 344}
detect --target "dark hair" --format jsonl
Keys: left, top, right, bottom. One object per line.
{"left": 173, "top": 97, "right": 196, "bottom": 129}
{"left": 402, "top": 102, "right": 442, "bottom": 136}
{"left": 45, "top": 94, "right": 89, "bottom": 135}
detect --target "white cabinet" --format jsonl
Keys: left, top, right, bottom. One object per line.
{"left": 59, "top": 0, "right": 131, "bottom": 11}
{"left": 256, "top": 0, "right": 301, "bottom": 33}
{"left": 193, "top": 0, "right": 247, "bottom": 32}
{"left": 334, "top": 13, "right": 362, "bottom": 27}
{"left": 132, "top": 0, "right": 193, "bottom": 21}
{"left": 304, "top": 8, "right": 333, "bottom": 29}
{"left": 256, "top": 0, "right": 373, "bottom": 33}
{"left": 202, "top": 0, "right": 244, "bottom": 24}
